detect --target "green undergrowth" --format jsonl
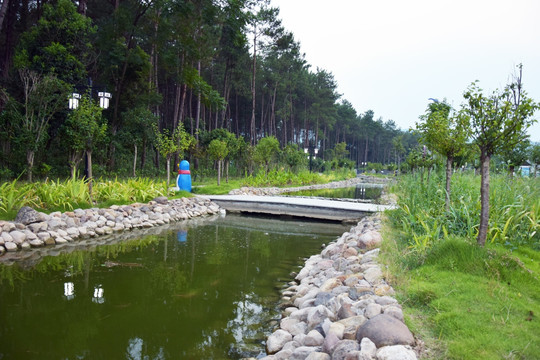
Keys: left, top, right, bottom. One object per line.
{"left": 382, "top": 172, "right": 540, "bottom": 359}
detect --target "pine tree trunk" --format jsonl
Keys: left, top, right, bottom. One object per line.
{"left": 477, "top": 151, "right": 490, "bottom": 246}
{"left": 133, "top": 143, "right": 138, "bottom": 177}
{"left": 217, "top": 160, "right": 221, "bottom": 186}
{"left": 86, "top": 150, "right": 94, "bottom": 204}
{"left": 26, "top": 149, "right": 34, "bottom": 182}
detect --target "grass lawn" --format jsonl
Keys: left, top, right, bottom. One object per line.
{"left": 382, "top": 231, "right": 540, "bottom": 359}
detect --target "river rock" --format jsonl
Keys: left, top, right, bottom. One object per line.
{"left": 291, "top": 346, "right": 318, "bottom": 360}
{"left": 305, "top": 352, "right": 331, "bottom": 360}
{"left": 331, "top": 339, "right": 359, "bottom": 360}
{"left": 363, "top": 267, "right": 383, "bottom": 284}
{"left": 29, "top": 239, "right": 44, "bottom": 247}
{"left": 356, "top": 314, "right": 414, "bottom": 347}
{"left": 304, "top": 330, "right": 324, "bottom": 346}
{"left": 267, "top": 329, "right": 293, "bottom": 354}
{"left": 365, "top": 303, "right": 382, "bottom": 319}
{"left": 307, "top": 305, "right": 334, "bottom": 330}
{"left": 358, "top": 337, "right": 377, "bottom": 360}
{"left": 322, "top": 332, "right": 340, "bottom": 354}
{"left": 384, "top": 306, "right": 404, "bottom": 322}
{"left": 376, "top": 345, "right": 417, "bottom": 360}
{"left": 1, "top": 232, "right": 13, "bottom": 243}
{"left": 5, "top": 241, "right": 18, "bottom": 251}
{"left": 281, "top": 317, "right": 307, "bottom": 336}
{"left": 15, "top": 206, "right": 47, "bottom": 225}
{"left": 9, "top": 230, "right": 26, "bottom": 244}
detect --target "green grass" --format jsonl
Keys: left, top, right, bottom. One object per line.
{"left": 0, "top": 169, "right": 357, "bottom": 218}
{"left": 383, "top": 172, "right": 540, "bottom": 359}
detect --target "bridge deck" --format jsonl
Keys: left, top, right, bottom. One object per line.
{"left": 199, "top": 195, "right": 395, "bottom": 222}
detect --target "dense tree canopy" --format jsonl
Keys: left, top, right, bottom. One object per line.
{"left": 0, "top": 0, "right": 414, "bottom": 179}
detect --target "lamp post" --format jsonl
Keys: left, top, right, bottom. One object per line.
{"left": 68, "top": 80, "right": 112, "bottom": 179}
{"left": 360, "top": 161, "right": 367, "bottom": 173}
{"left": 304, "top": 143, "right": 319, "bottom": 173}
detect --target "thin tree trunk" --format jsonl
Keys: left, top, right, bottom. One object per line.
{"left": 445, "top": 156, "right": 453, "bottom": 211}
{"left": 133, "top": 143, "right": 138, "bottom": 177}
{"left": 86, "top": 149, "right": 94, "bottom": 204}
{"left": 195, "top": 61, "right": 201, "bottom": 141}
{"left": 250, "top": 25, "right": 257, "bottom": 145}
{"left": 166, "top": 155, "right": 171, "bottom": 190}
{"left": 0, "top": 0, "right": 10, "bottom": 30}
{"left": 26, "top": 150, "right": 34, "bottom": 182}
{"left": 217, "top": 160, "right": 221, "bottom": 186}
{"left": 477, "top": 151, "right": 490, "bottom": 246}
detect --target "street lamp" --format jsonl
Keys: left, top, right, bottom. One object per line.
{"left": 68, "top": 93, "right": 81, "bottom": 110}
{"left": 98, "top": 92, "right": 112, "bottom": 109}
{"left": 68, "top": 81, "right": 112, "bottom": 179}
{"left": 68, "top": 79, "right": 112, "bottom": 110}
{"left": 360, "top": 162, "right": 367, "bottom": 173}
{"left": 304, "top": 143, "right": 319, "bottom": 173}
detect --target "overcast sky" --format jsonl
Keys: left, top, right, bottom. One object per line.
{"left": 270, "top": 0, "right": 540, "bottom": 142}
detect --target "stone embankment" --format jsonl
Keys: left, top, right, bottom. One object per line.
{"left": 0, "top": 196, "right": 221, "bottom": 257}
{"left": 258, "top": 214, "right": 419, "bottom": 360}
{"left": 229, "top": 176, "right": 392, "bottom": 196}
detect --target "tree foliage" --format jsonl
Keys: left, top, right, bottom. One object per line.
{"left": 462, "top": 65, "right": 538, "bottom": 246}
{"left": 0, "top": 0, "right": 416, "bottom": 180}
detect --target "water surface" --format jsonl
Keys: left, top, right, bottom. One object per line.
{"left": 0, "top": 214, "right": 348, "bottom": 360}
{"left": 285, "top": 184, "right": 383, "bottom": 201}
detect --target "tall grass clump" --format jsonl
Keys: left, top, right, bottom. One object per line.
{"left": 0, "top": 177, "right": 169, "bottom": 219}
{"left": 389, "top": 172, "right": 539, "bottom": 252}
{"left": 383, "top": 172, "right": 540, "bottom": 359}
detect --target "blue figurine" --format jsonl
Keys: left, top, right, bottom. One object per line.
{"left": 177, "top": 160, "right": 192, "bottom": 192}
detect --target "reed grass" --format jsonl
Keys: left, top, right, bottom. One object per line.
{"left": 383, "top": 172, "right": 540, "bottom": 359}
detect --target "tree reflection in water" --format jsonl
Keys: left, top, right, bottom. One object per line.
{"left": 0, "top": 214, "right": 348, "bottom": 359}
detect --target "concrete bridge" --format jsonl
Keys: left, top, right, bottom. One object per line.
{"left": 199, "top": 195, "right": 395, "bottom": 222}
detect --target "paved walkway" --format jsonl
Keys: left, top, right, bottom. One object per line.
{"left": 198, "top": 195, "right": 395, "bottom": 222}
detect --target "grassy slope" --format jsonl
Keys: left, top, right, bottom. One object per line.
{"left": 382, "top": 175, "right": 540, "bottom": 359}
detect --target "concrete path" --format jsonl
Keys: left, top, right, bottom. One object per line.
{"left": 198, "top": 195, "right": 395, "bottom": 222}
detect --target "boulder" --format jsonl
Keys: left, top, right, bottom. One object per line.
{"left": 290, "top": 346, "right": 318, "bottom": 360}
{"left": 280, "top": 317, "right": 307, "bottom": 336}
{"left": 9, "top": 230, "right": 26, "bottom": 244}
{"left": 356, "top": 314, "right": 414, "bottom": 347}
{"left": 365, "top": 303, "right": 382, "bottom": 319}
{"left": 376, "top": 345, "right": 417, "bottom": 360}
{"left": 4, "top": 241, "right": 18, "bottom": 252}
{"left": 305, "top": 352, "right": 331, "bottom": 360}
{"left": 15, "top": 206, "right": 48, "bottom": 225}
{"left": 330, "top": 340, "right": 359, "bottom": 360}
{"left": 358, "top": 337, "right": 377, "bottom": 360}
{"left": 363, "top": 267, "right": 383, "bottom": 285}
{"left": 304, "top": 330, "right": 324, "bottom": 346}
{"left": 266, "top": 329, "right": 293, "bottom": 354}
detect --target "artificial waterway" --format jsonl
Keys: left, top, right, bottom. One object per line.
{"left": 284, "top": 183, "right": 384, "bottom": 201}
{"left": 0, "top": 214, "right": 349, "bottom": 360}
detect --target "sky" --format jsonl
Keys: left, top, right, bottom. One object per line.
{"left": 269, "top": 0, "right": 540, "bottom": 143}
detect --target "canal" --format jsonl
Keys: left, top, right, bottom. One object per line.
{"left": 284, "top": 183, "right": 384, "bottom": 201}
{"left": 0, "top": 214, "right": 349, "bottom": 359}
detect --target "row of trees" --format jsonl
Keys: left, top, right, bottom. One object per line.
{"left": 415, "top": 64, "right": 539, "bottom": 247}
{"left": 0, "top": 0, "right": 415, "bottom": 181}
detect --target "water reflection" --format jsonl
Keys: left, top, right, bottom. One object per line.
{"left": 127, "top": 337, "right": 165, "bottom": 360}
{"left": 0, "top": 214, "right": 349, "bottom": 359}
{"left": 92, "top": 285, "right": 105, "bottom": 304}
{"left": 64, "top": 282, "right": 75, "bottom": 300}
{"left": 284, "top": 183, "right": 384, "bottom": 201}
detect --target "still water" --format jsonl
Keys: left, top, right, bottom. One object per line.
{"left": 285, "top": 184, "right": 384, "bottom": 201}
{"left": 0, "top": 214, "right": 348, "bottom": 360}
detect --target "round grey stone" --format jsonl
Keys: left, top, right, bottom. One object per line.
{"left": 356, "top": 314, "right": 414, "bottom": 347}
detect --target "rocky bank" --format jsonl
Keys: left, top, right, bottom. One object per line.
{"left": 256, "top": 214, "right": 419, "bottom": 360}
{"left": 0, "top": 196, "right": 221, "bottom": 259}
